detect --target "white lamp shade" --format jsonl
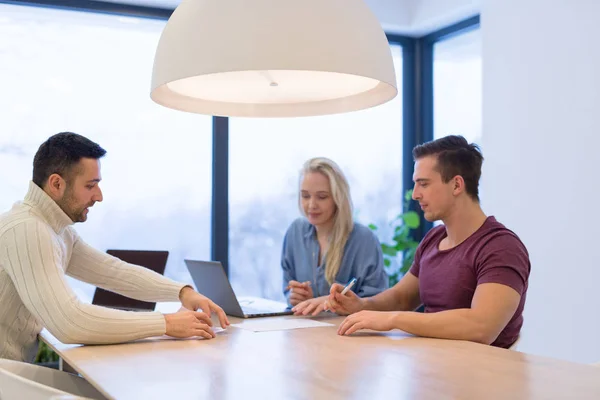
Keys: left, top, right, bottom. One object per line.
{"left": 151, "top": 0, "right": 397, "bottom": 118}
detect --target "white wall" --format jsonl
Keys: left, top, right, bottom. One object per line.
{"left": 364, "top": 0, "right": 412, "bottom": 34}
{"left": 481, "top": 0, "right": 600, "bottom": 363}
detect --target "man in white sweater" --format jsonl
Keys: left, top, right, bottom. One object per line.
{"left": 0, "top": 132, "right": 230, "bottom": 362}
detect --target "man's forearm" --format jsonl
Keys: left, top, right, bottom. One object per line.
{"left": 390, "top": 309, "right": 497, "bottom": 345}
{"left": 363, "top": 289, "right": 416, "bottom": 312}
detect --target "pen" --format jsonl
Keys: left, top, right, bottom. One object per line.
{"left": 341, "top": 277, "right": 357, "bottom": 295}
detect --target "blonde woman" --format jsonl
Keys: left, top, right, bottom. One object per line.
{"left": 281, "top": 157, "right": 388, "bottom": 316}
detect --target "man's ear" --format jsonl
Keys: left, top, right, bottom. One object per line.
{"left": 46, "top": 173, "right": 66, "bottom": 199}
{"left": 452, "top": 175, "right": 465, "bottom": 196}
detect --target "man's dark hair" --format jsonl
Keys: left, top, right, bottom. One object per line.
{"left": 412, "top": 135, "right": 483, "bottom": 202}
{"left": 32, "top": 132, "right": 107, "bottom": 187}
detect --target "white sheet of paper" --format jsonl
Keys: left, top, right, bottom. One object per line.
{"left": 135, "top": 327, "right": 227, "bottom": 342}
{"left": 231, "top": 318, "right": 334, "bottom": 332}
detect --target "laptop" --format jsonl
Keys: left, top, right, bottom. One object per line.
{"left": 184, "top": 259, "right": 292, "bottom": 318}
{"left": 92, "top": 250, "right": 169, "bottom": 312}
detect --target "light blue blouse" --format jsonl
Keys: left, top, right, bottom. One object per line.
{"left": 281, "top": 218, "right": 389, "bottom": 303}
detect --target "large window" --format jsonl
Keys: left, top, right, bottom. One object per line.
{"left": 0, "top": 4, "right": 212, "bottom": 302}
{"left": 229, "top": 45, "right": 404, "bottom": 301}
{"left": 433, "top": 29, "right": 482, "bottom": 144}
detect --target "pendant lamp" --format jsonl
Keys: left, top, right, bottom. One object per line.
{"left": 151, "top": 0, "right": 397, "bottom": 117}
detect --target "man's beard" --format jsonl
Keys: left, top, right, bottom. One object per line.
{"left": 56, "top": 189, "right": 89, "bottom": 223}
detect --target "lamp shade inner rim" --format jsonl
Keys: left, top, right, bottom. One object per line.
{"left": 165, "top": 70, "right": 382, "bottom": 105}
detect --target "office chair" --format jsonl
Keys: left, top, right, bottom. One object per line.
{"left": 0, "top": 359, "right": 104, "bottom": 399}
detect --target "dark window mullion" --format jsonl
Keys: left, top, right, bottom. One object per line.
{"left": 211, "top": 116, "right": 229, "bottom": 275}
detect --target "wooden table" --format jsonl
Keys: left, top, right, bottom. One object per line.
{"left": 41, "top": 307, "right": 600, "bottom": 400}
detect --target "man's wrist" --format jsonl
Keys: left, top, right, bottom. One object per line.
{"left": 178, "top": 285, "right": 194, "bottom": 301}
{"left": 361, "top": 297, "right": 371, "bottom": 311}
{"left": 390, "top": 311, "right": 404, "bottom": 330}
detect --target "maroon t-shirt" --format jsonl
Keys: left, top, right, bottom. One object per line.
{"left": 409, "top": 216, "right": 530, "bottom": 348}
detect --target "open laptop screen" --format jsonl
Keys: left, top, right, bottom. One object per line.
{"left": 185, "top": 259, "right": 292, "bottom": 318}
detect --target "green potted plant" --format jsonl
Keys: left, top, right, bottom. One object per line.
{"left": 34, "top": 341, "right": 59, "bottom": 369}
{"left": 369, "top": 190, "right": 421, "bottom": 287}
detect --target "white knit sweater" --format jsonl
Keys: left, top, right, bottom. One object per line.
{"left": 0, "top": 182, "right": 186, "bottom": 362}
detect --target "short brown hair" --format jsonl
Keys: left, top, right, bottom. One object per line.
{"left": 412, "top": 135, "right": 483, "bottom": 202}
{"left": 33, "top": 132, "right": 106, "bottom": 187}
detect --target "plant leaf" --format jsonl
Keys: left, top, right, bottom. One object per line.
{"left": 381, "top": 243, "right": 398, "bottom": 257}
{"left": 401, "top": 211, "right": 420, "bottom": 229}
{"left": 393, "top": 226, "right": 410, "bottom": 241}
{"left": 394, "top": 242, "right": 409, "bottom": 251}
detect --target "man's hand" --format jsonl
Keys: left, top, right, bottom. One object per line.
{"left": 286, "top": 280, "right": 314, "bottom": 306}
{"left": 292, "top": 296, "right": 328, "bottom": 316}
{"left": 164, "top": 309, "right": 216, "bottom": 339}
{"left": 337, "top": 311, "right": 397, "bottom": 336}
{"left": 179, "top": 286, "right": 230, "bottom": 328}
{"left": 324, "top": 283, "right": 366, "bottom": 316}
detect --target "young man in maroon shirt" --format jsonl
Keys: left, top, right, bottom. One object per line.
{"left": 326, "top": 135, "right": 530, "bottom": 348}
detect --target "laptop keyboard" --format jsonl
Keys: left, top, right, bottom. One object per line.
{"left": 242, "top": 307, "right": 267, "bottom": 315}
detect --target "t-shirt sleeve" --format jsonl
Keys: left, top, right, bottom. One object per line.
{"left": 409, "top": 244, "right": 423, "bottom": 278}
{"left": 476, "top": 233, "right": 530, "bottom": 295}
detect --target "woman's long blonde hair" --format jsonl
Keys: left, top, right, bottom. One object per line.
{"left": 300, "top": 157, "right": 354, "bottom": 285}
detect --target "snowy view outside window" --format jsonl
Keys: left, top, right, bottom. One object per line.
{"left": 434, "top": 28, "right": 482, "bottom": 145}
{"left": 0, "top": 4, "right": 212, "bottom": 302}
